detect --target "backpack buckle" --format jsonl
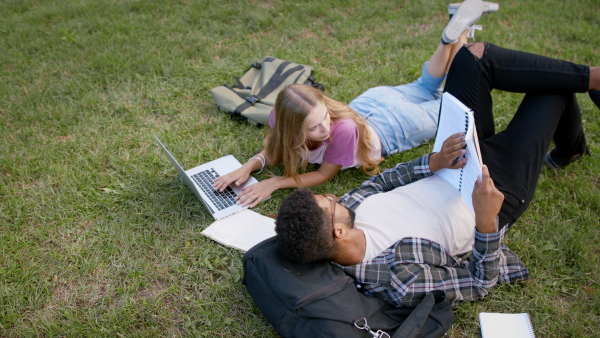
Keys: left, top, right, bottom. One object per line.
{"left": 354, "top": 318, "right": 390, "bottom": 338}
{"left": 245, "top": 95, "right": 260, "bottom": 105}
{"left": 373, "top": 330, "right": 390, "bottom": 338}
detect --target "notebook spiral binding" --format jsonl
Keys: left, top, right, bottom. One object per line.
{"left": 458, "top": 114, "right": 469, "bottom": 191}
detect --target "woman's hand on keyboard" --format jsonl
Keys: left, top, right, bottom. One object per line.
{"left": 236, "top": 179, "right": 278, "bottom": 208}
{"left": 213, "top": 166, "right": 251, "bottom": 192}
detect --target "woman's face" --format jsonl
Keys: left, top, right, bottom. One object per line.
{"left": 305, "top": 103, "right": 331, "bottom": 142}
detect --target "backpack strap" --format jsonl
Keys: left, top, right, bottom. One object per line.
{"left": 256, "top": 61, "right": 305, "bottom": 98}
{"left": 214, "top": 84, "right": 249, "bottom": 123}
{"left": 305, "top": 73, "right": 325, "bottom": 90}
{"left": 233, "top": 77, "right": 247, "bottom": 89}
{"left": 389, "top": 291, "right": 454, "bottom": 338}
{"left": 346, "top": 291, "right": 453, "bottom": 338}
{"left": 232, "top": 61, "right": 306, "bottom": 117}
{"left": 233, "top": 62, "right": 262, "bottom": 89}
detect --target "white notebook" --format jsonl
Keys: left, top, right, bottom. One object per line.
{"left": 479, "top": 312, "right": 535, "bottom": 338}
{"left": 432, "top": 92, "right": 482, "bottom": 211}
{"left": 201, "top": 209, "right": 276, "bottom": 252}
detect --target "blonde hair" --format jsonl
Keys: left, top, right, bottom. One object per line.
{"left": 265, "top": 84, "right": 382, "bottom": 185}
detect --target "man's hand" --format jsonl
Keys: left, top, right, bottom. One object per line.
{"left": 429, "top": 132, "right": 467, "bottom": 172}
{"left": 472, "top": 165, "right": 504, "bottom": 233}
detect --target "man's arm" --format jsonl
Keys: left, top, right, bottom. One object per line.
{"left": 402, "top": 227, "right": 527, "bottom": 306}
{"left": 339, "top": 133, "right": 469, "bottom": 210}
{"left": 402, "top": 230, "right": 505, "bottom": 306}
{"left": 345, "top": 228, "right": 528, "bottom": 307}
{"left": 339, "top": 154, "right": 434, "bottom": 210}
{"left": 402, "top": 165, "right": 509, "bottom": 305}
{"left": 472, "top": 165, "right": 504, "bottom": 233}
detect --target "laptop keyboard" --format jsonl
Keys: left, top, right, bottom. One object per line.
{"left": 191, "top": 168, "right": 238, "bottom": 212}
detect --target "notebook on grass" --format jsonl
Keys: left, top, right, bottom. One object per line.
{"left": 155, "top": 135, "right": 264, "bottom": 220}
{"left": 432, "top": 92, "right": 483, "bottom": 211}
{"left": 479, "top": 312, "right": 535, "bottom": 338}
{"left": 201, "top": 208, "right": 275, "bottom": 252}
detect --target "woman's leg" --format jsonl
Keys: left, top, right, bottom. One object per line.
{"left": 349, "top": 38, "right": 468, "bottom": 156}
{"left": 426, "top": 31, "right": 469, "bottom": 78}
{"left": 401, "top": 30, "right": 469, "bottom": 99}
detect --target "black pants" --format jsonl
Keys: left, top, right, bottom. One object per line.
{"left": 444, "top": 43, "right": 590, "bottom": 227}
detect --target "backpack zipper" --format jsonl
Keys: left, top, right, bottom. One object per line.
{"left": 293, "top": 276, "right": 354, "bottom": 309}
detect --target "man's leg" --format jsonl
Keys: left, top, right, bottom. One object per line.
{"left": 480, "top": 93, "right": 583, "bottom": 227}
{"left": 443, "top": 42, "right": 592, "bottom": 227}
{"left": 444, "top": 42, "right": 590, "bottom": 139}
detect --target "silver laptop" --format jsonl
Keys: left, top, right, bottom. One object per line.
{"left": 155, "top": 136, "right": 259, "bottom": 220}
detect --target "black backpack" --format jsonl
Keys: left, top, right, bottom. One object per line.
{"left": 242, "top": 237, "right": 455, "bottom": 338}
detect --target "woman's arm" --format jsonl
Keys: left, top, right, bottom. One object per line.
{"left": 236, "top": 161, "right": 342, "bottom": 208}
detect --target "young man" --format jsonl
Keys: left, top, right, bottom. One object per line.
{"left": 275, "top": 37, "right": 599, "bottom": 307}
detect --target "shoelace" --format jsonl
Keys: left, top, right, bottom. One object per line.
{"left": 468, "top": 24, "right": 482, "bottom": 40}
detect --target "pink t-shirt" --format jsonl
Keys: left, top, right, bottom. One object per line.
{"left": 269, "top": 109, "right": 381, "bottom": 169}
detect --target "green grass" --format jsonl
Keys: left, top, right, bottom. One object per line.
{"left": 1, "top": 0, "right": 598, "bottom": 336}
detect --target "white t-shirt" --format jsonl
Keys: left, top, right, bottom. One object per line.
{"left": 355, "top": 175, "right": 475, "bottom": 261}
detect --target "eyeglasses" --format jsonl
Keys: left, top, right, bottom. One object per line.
{"left": 321, "top": 194, "right": 338, "bottom": 227}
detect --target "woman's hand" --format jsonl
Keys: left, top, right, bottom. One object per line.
{"left": 236, "top": 178, "right": 280, "bottom": 208}
{"left": 234, "top": 162, "right": 342, "bottom": 208}
{"left": 429, "top": 132, "right": 467, "bottom": 172}
{"left": 213, "top": 166, "right": 252, "bottom": 192}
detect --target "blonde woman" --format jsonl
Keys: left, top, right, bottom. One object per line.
{"left": 214, "top": 0, "right": 497, "bottom": 207}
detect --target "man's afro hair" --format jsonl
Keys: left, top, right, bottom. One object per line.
{"left": 275, "top": 188, "right": 336, "bottom": 263}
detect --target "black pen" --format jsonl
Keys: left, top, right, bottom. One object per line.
{"left": 451, "top": 156, "right": 460, "bottom": 167}
{"left": 451, "top": 145, "right": 467, "bottom": 167}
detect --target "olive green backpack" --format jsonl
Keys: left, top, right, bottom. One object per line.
{"left": 210, "top": 56, "right": 324, "bottom": 127}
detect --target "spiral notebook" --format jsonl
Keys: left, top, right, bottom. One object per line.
{"left": 432, "top": 92, "right": 483, "bottom": 211}
{"left": 479, "top": 312, "right": 535, "bottom": 338}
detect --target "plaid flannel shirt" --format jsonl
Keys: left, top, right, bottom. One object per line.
{"left": 337, "top": 154, "right": 529, "bottom": 307}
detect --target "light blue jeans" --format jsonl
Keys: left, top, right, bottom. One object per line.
{"left": 349, "top": 62, "right": 444, "bottom": 156}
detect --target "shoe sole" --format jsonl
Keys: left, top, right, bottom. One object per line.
{"left": 448, "top": 1, "right": 499, "bottom": 15}
{"left": 443, "top": 0, "right": 485, "bottom": 43}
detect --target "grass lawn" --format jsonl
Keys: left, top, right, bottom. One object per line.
{"left": 1, "top": 0, "right": 598, "bottom": 336}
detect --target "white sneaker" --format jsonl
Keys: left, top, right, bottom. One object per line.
{"left": 442, "top": 0, "right": 485, "bottom": 44}
{"left": 448, "top": 1, "right": 499, "bottom": 16}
